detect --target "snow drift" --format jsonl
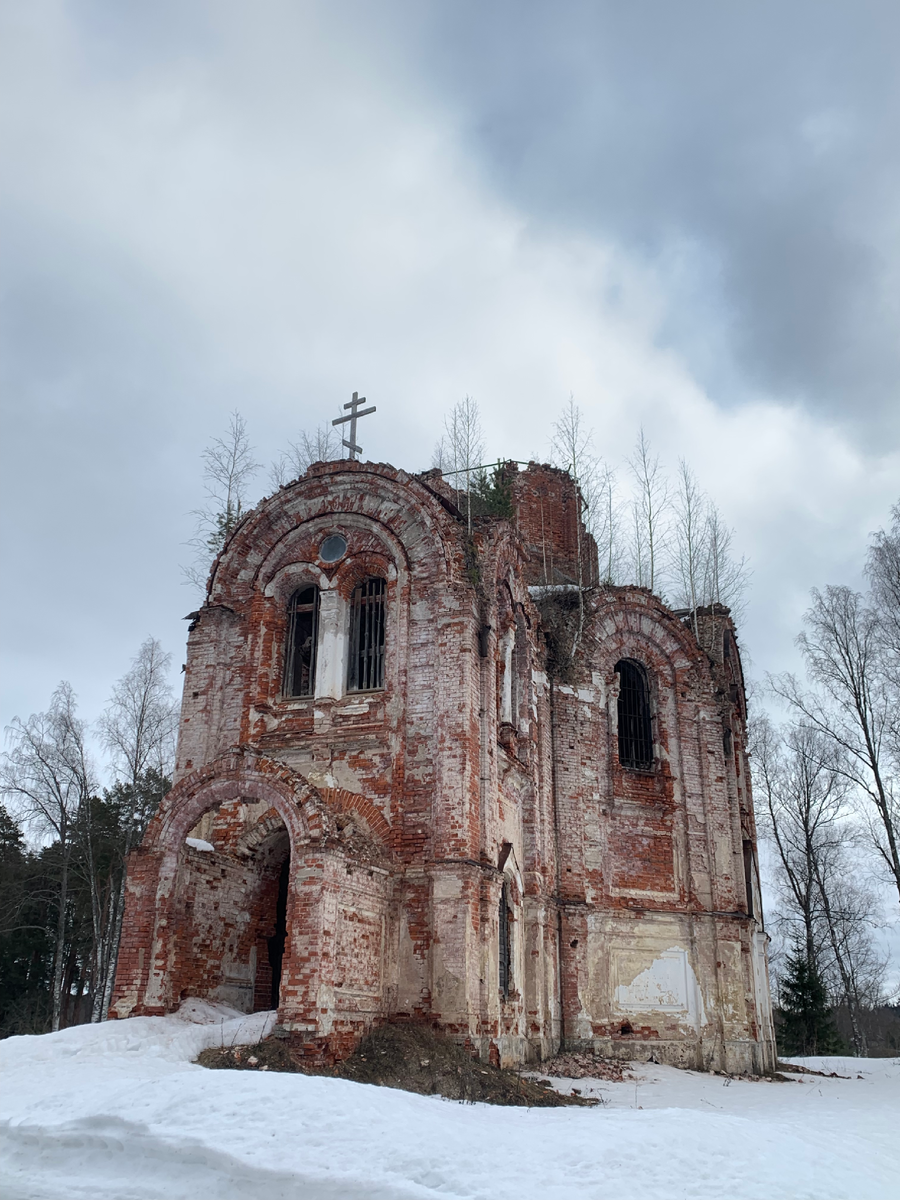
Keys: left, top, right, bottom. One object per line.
{"left": 1, "top": 1002, "right": 897, "bottom": 1200}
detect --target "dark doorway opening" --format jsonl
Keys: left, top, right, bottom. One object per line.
{"left": 267, "top": 857, "right": 290, "bottom": 1008}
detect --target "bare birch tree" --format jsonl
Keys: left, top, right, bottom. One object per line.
{"left": 671, "top": 459, "right": 706, "bottom": 635}
{"left": 867, "top": 502, "right": 900, "bottom": 793}
{"left": 271, "top": 423, "right": 343, "bottom": 487}
{"left": 185, "top": 411, "right": 260, "bottom": 589}
{"left": 628, "top": 428, "right": 670, "bottom": 594}
{"left": 752, "top": 717, "right": 876, "bottom": 1053}
{"left": 670, "top": 472, "right": 750, "bottom": 627}
{"left": 753, "top": 715, "right": 873, "bottom": 1046}
{"left": 435, "top": 396, "right": 484, "bottom": 533}
{"left": 867, "top": 501, "right": 900, "bottom": 669}
{"left": 96, "top": 639, "right": 179, "bottom": 1019}
{"left": 770, "top": 586, "right": 900, "bottom": 905}
{"left": 551, "top": 397, "right": 601, "bottom": 587}
{"left": 1, "top": 683, "right": 95, "bottom": 1030}
{"left": 594, "top": 462, "right": 627, "bottom": 585}
{"left": 703, "top": 500, "right": 750, "bottom": 620}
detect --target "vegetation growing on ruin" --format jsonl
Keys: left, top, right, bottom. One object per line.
{"left": 533, "top": 588, "right": 584, "bottom": 684}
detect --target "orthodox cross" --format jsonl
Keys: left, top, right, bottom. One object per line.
{"left": 332, "top": 391, "right": 376, "bottom": 461}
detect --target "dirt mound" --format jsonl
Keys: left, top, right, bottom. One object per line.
{"left": 197, "top": 1022, "right": 598, "bottom": 1107}
{"left": 197, "top": 1037, "right": 300, "bottom": 1074}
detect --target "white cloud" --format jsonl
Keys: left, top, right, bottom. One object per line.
{"left": 0, "top": 0, "right": 896, "bottom": 740}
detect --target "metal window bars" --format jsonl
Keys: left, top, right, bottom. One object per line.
{"left": 284, "top": 586, "right": 319, "bottom": 697}
{"left": 616, "top": 658, "right": 653, "bottom": 769}
{"left": 348, "top": 577, "right": 386, "bottom": 692}
{"left": 499, "top": 884, "right": 512, "bottom": 1000}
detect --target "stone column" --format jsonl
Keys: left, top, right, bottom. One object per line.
{"left": 315, "top": 589, "right": 348, "bottom": 701}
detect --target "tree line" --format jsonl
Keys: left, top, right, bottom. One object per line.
{"left": 754, "top": 503, "right": 900, "bottom": 1056}
{"left": 0, "top": 641, "right": 178, "bottom": 1036}
{"left": 183, "top": 398, "right": 751, "bottom": 622}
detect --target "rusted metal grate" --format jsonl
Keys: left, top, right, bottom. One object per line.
{"left": 349, "top": 577, "right": 386, "bottom": 691}
{"left": 284, "top": 586, "right": 319, "bottom": 696}
{"left": 616, "top": 658, "right": 653, "bottom": 769}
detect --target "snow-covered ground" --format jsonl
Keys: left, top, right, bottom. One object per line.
{"left": 1, "top": 1003, "right": 898, "bottom": 1200}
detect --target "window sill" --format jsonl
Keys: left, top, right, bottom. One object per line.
{"left": 274, "top": 690, "right": 385, "bottom": 704}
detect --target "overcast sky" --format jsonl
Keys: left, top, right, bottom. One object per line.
{"left": 2, "top": 0, "right": 898, "bottom": 751}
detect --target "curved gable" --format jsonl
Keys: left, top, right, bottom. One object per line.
{"left": 208, "top": 462, "right": 460, "bottom": 604}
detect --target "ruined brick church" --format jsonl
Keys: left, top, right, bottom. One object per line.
{"left": 112, "top": 458, "right": 776, "bottom": 1073}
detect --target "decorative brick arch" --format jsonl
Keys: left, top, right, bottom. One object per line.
{"left": 234, "top": 808, "right": 291, "bottom": 858}
{"left": 587, "top": 587, "right": 710, "bottom": 685}
{"left": 110, "top": 751, "right": 322, "bottom": 1018}
{"left": 145, "top": 749, "right": 316, "bottom": 857}
{"left": 208, "top": 462, "right": 459, "bottom": 606}
{"left": 320, "top": 786, "right": 392, "bottom": 849}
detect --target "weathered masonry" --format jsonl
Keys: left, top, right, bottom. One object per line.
{"left": 112, "top": 459, "right": 776, "bottom": 1072}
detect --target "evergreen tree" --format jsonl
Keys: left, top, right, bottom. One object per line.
{"left": 0, "top": 805, "right": 54, "bottom": 1036}
{"left": 777, "top": 947, "right": 842, "bottom": 1056}
{"left": 470, "top": 463, "right": 514, "bottom": 520}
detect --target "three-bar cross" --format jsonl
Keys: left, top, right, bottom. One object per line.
{"left": 332, "top": 392, "right": 376, "bottom": 461}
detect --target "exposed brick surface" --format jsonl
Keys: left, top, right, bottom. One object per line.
{"left": 112, "top": 461, "right": 775, "bottom": 1073}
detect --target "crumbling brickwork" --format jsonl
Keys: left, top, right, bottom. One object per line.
{"left": 111, "top": 460, "right": 776, "bottom": 1073}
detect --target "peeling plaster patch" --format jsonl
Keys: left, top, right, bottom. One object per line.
{"left": 185, "top": 837, "right": 214, "bottom": 852}
{"left": 306, "top": 769, "right": 338, "bottom": 789}
{"left": 328, "top": 761, "right": 367, "bottom": 793}
{"left": 432, "top": 875, "right": 463, "bottom": 901}
{"left": 613, "top": 947, "right": 707, "bottom": 1029}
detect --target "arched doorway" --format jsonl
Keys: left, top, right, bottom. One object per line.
{"left": 168, "top": 808, "right": 293, "bottom": 1014}
{"left": 266, "top": 856, "right": 290, "bottom": 1009}
{"left": 248, "top": 826, "right": 291, "bottom": 1013}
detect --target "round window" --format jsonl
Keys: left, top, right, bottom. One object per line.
{"left": 319, "top": 534, "right": 347, "bottom": 562}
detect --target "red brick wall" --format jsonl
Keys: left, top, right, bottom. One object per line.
{"left": 113, "top": 461, "right": 774, "bottom": 1073}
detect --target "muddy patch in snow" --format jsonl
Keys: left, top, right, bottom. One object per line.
{"left": 197, "top": 1022, "right": 599, "bottom": 1107}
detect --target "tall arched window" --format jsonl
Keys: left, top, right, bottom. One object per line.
{"left": 283, "top": 586, "right": 319, "bottom": 697}
{"left": 348, "top": 577, "right": 386, "bottom": 691}
{"left": 499, "top": 882, "right": 512, "bottom": 1001}
{"left": 615, "top": 659, "right": 653, "bottom": 769}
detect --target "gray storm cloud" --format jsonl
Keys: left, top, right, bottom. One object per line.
{"left": 415, "top": 0, "right": 900, "bottom": 435}
{"left": 0, "top": 0, "right": 897, "bottom": 742}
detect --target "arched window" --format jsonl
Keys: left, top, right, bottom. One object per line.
{"left": 499, "top": 882, "right": 512, "bottom": 1000}
{"left": 615, "top": 659, "right": 653, "bottom": 769}
{"left": 284, "top": 586, "right": 319, "bottom": 697}
{"left": 348, "top": 577, "right": 386, "bottom": 691}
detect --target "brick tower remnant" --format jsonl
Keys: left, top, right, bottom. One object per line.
{"left": 111, "top": 459, "right": 776, "bottom": 1072}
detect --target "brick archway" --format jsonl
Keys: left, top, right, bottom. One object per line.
{"left": 111, "top": 751, "right": 320, "bottom": 1018}
{"left": 319, "top": 786, "right": 392, "bottom": 849}
{"left": 145, "top": 749, "right": 316, "bottom": 857}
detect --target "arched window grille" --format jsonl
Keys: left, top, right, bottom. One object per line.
{"left": 499, "top": 882, "right": 512, "bottom": 1000}
{"left": 284, "top": 586, "right": 319, "bottom": 697}
{"left": 615, "top": 659, "right": 653, "bottom": 769}
{"left": 742, "top": 841, "right": 755, "bottom": 918}
{"left": 348, "top": 577, "right": 386, "bottom": 692}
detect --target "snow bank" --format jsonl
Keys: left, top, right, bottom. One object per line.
{"left": 185, "top": 837, "right": 215, "bottom": 852}
{"left": 1, "top": 1006, "right": 898, "bottom": 1200}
